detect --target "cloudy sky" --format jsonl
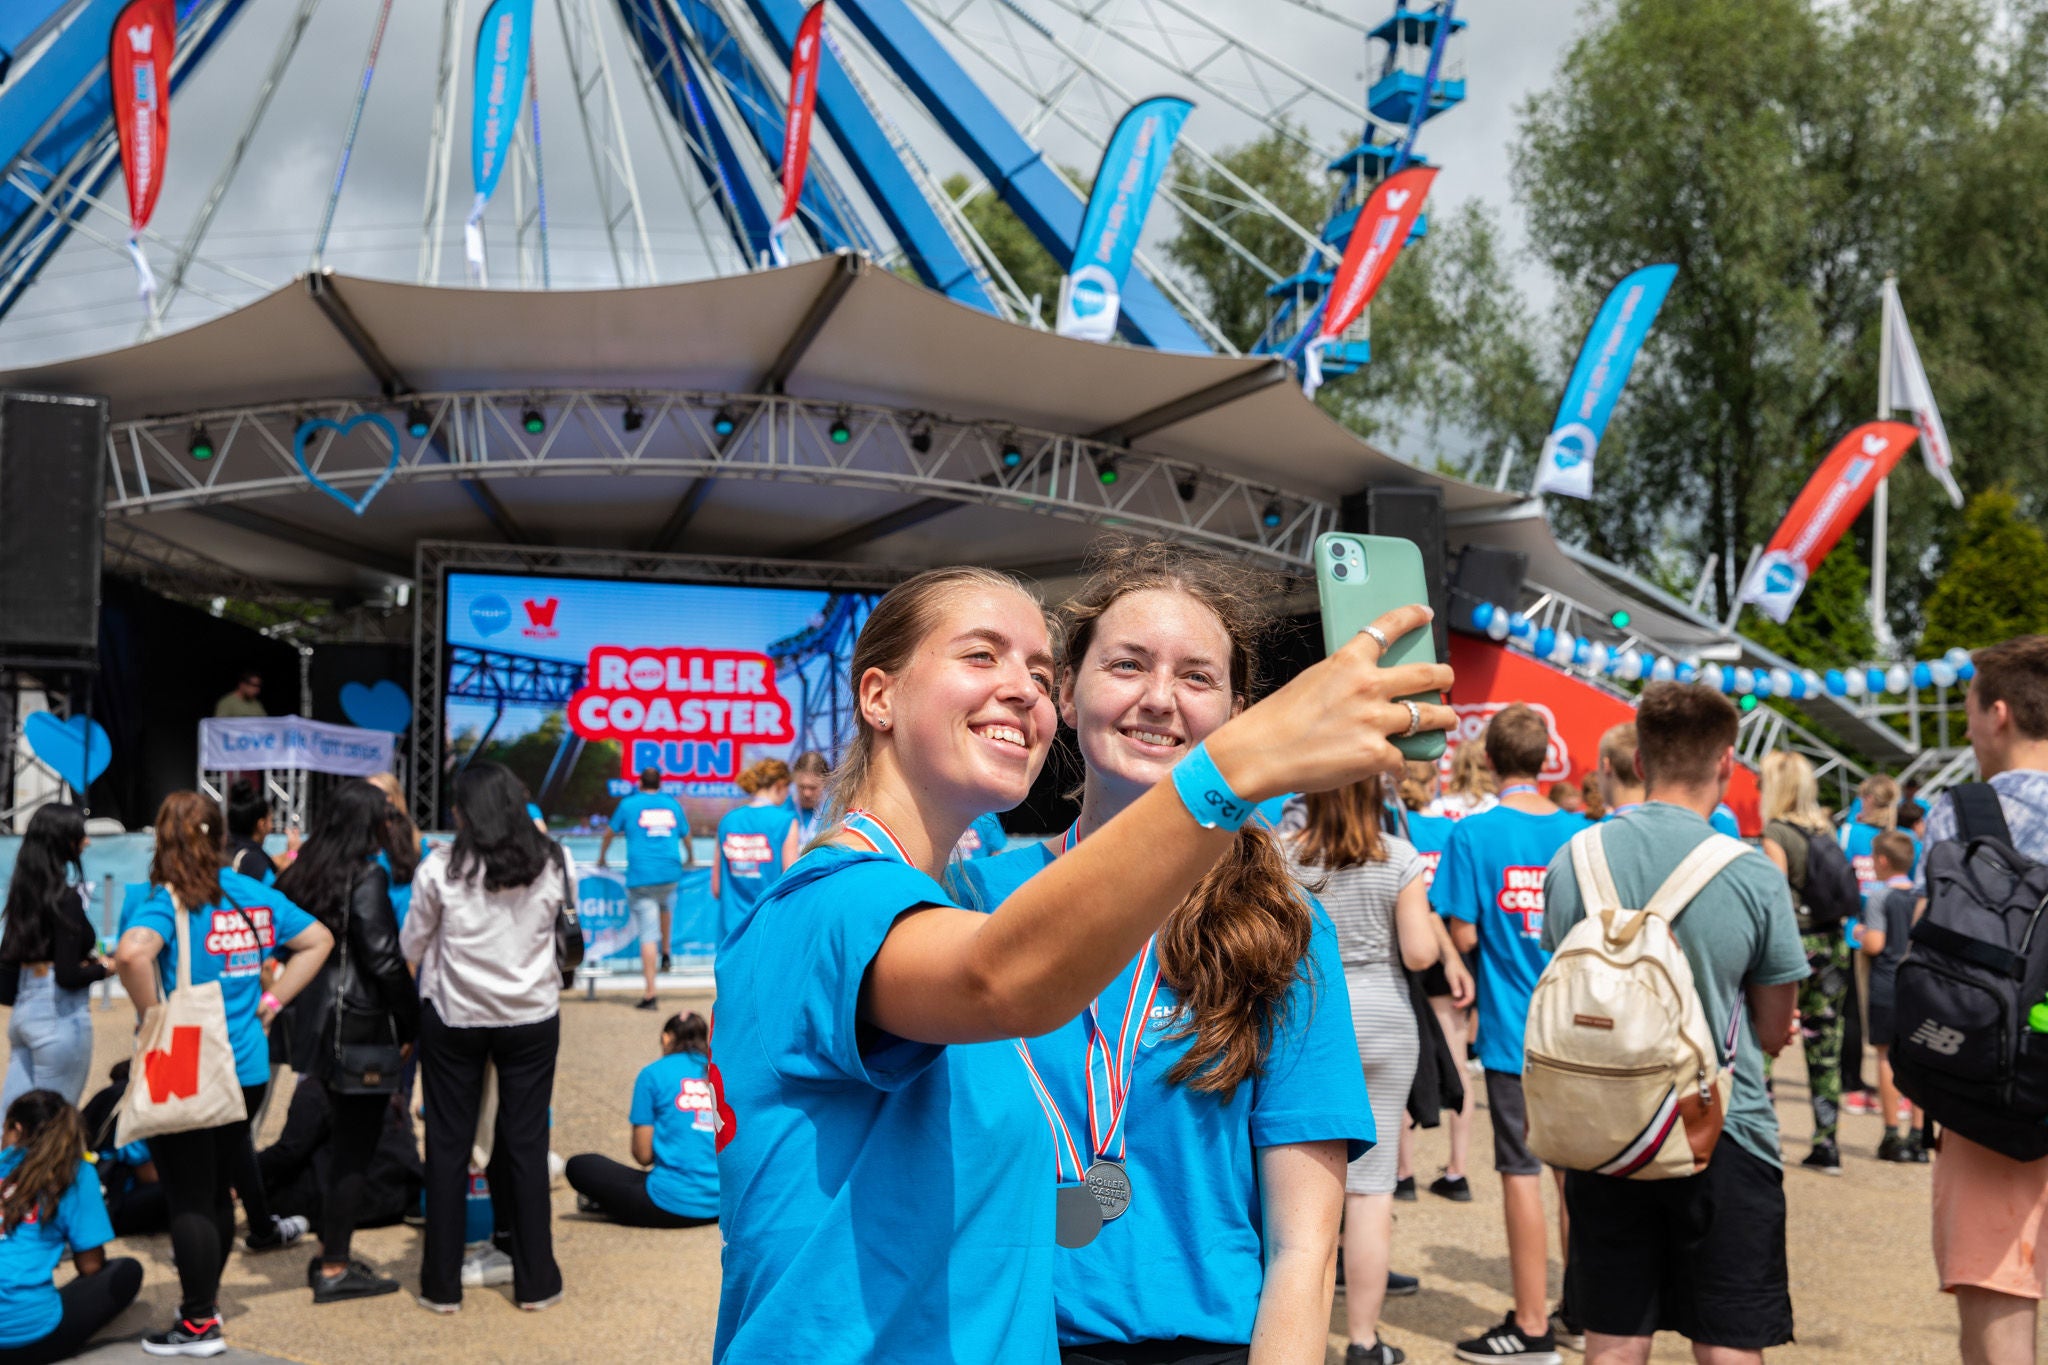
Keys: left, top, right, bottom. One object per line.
{"left": 0, "top": 0, "right": 1584, "bottom": 400}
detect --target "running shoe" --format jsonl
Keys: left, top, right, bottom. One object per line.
{"left": 635, "top": 996, "right": 660, "bottom": 1011}
{"left": 461, "top": 1245, "right": 514, "bottom": 1288}
{"left": 1393, "top": 1175, "right": 1417, "bottom": 1202}
{"left": 1907, "top": 1130, "right": 1931, "bottom": 1163}
{"left": 1348, "top": 1342, "right": 1406, "bottom": 1365}
{"left": 313, "top": 1259, "right": 401, "bottom": 1304}
{"left": 415, "top": 1295, "right": 461, "bottom": 1315}
{"left": 1387, "top": 1271, "right": 1420, "bottom": 1297}
{"left": 1429, "top": 1173, "right": 1474, "bottom": 1202}
{"left": 1800, "top": 1142, "right": 1843, "bottom": 1176}
{"left": 1454, "top": 1314, "right": 1561, "bottom": 1365}
{"left": 1842, "top": 1090, "right": 1878, "bottom": 1116}
{"left": 519, "top": 1291, "right": 565, "bottom": 1312}
{"left": 1877, "top": 1131, "right": 1914, "bottom": 1163}
{"left": 244, "top": 1214, "right": 311, "bottom": 1252}
{"left": 142, "top": 1316, "right": 226, "bottom": 1357}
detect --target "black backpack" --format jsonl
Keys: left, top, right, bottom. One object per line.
{"left": 1891, "top": 784, "right": 2048, "bottom": 1161}
{"left": 1794, "top": 826, "right": 1862, "bottom": 929}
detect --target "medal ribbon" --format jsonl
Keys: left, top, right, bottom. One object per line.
{"left": 1499, "top": 783, "right": 1543, "bottom": 799}
{"left": 1058, "top": 822, "right": 1161, "bottom": 1163}
{"left": 844, "top": 808, "right": 1090, "bottom": 1184}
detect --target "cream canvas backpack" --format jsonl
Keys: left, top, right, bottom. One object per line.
{"left": 1523, "top": 824, "right": 1749, "bottom": 1180}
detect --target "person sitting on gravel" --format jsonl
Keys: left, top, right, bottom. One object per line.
{"left": 565, "top": 1012, "right": 718, "bottom": 1229}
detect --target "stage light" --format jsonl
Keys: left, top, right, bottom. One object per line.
{"left": 622, "top": 403, "right": 645, "bottom": 433}
{"left": 1000, "top": 438, "right": 1022, "bottom": 469}
{"left": 405, "top": 401, "right": 431, "bottom": 439}
{"left": 1609, "top": 609, "right": 1631, "bottom": 630}
{"left": 712, "top": 406, "right": 738, "bottom": 437}
{"left": 1095, "top": 456, "right": 1119, "bottom": 486}
{"left": 1175, "top": 470, "right": 1199, "bottom": 502}
{"left": 910, "top": 420, "right": 933, "bottom": 454}
{"left": 522, "top": 404, "right": 546, "bottom": 435}
{"left": 830, "top": 413, "right": 851, "bottom": 444}
{"left": 188, "top": 422, "right": 214, "bottom": 461}
{"left": 1261, "top": 499, "right": 1284, "bottom": 528}
{"left": 1739, "top": 694, "right": 1759, "bottom": 712}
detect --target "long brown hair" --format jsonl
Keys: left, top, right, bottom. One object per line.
{"left": 822, "top": 565, "right": 1051, "bottom": 832}
{"left": 1294, "top": 778, "right": 1388, "bottom": 871}
{"left": 2, "top": 1090, "right": 85, "bottom": 1235}
{"left": 151, "top": 791, "right": 224, "bottom": 909}
{"left": 1060, "top": 539, "right": 1310, "bottom": 1099}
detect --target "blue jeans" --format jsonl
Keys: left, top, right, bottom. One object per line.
{"left": 3, "top": 968, "right": 94, "bottom": 1112}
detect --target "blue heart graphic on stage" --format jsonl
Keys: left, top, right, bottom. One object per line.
{"left": 23, "top": 712, "right": 111, "bottom": 792}
{"left": 470, "top": 594, "right": 512, "bottom": 636}
{"left": 339, "top": 679, "right": 412, "bottom": 733}
{"left": 294, "top": 413, "right": 401, "bottom": 516}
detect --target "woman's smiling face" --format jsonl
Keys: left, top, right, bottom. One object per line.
{"left": 1064, "top": 587, "right": 1239, "bottom": 808}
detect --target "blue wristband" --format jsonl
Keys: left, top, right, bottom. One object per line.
{"left": 1171, "top": 741, "right": 1254, "bottom": 832}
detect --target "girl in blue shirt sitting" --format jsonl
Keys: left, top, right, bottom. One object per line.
{"left": 954, "top": 542, "right": 1377, "bottom": 1364}
{"left": 710, "top": 563, "right": 1452, "bottom": 1365}
{"left": 0, "top": 1090, "right": 143, "bottom": 1364}
{"left": 565, "top": 1012, "right": 717, "bottom": 1228}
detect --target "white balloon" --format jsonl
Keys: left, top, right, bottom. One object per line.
{"left": 1487, "top": 613, "right": 1510, "bottom": 641}
{"left": 1769, "top": 667, "right": 1793, "bottom": 698}
{"left": 1591, "top": 643, "right": 1614, "bottom": 674}
{"left": 1550, "top": 633, "right": 1577, "bottom": 666}
{"left": 1886, "top": 664, "right": 1911, "bottom": 695}
{"left": 1946, "top": 647, "right": 1971, "bottom": 666}
{"left": 1931, "top": 660, "right": 1958, "bottom": 689}
{"left": 1844, "top": 670, "right": 1867, "bottom": 698}
{"left": 1650, "top": 655, "right": 1676, "bottom": 682}
{"left": 1732, "top": 668, "right": 1754, "bottom": 695}
{"left": 1801, "top": 669, "right": 1824, "bottom": 696}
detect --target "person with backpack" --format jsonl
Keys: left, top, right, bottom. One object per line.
{"left": 1533, "top": 682, "right": 1806, "bottom": 1360}
{"left": 1758, "top": 750, "right": 1862, "bottom": 1175}
{"left": 1893, "top": 636, "right": 2048, "bottom": 1363}
{"left": 1853, "top": 830, "right": 1924, "bottom": 1163}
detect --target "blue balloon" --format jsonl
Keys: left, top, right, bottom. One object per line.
{"left": 1535, "top": 627, "right": 1557, "bottom": 657}
{"left": 1676, "top": 661, "right": 1697, "bottom": 684}
{"left": 1472, "top": 602, "right": 1495, "bottom": 629}
{"left": 1573, "top": 637, "right": 1592, "bottom": 666}
{"left": 1913, "top": 662, "right": 1933, "bottom": 689}
{"left": 1753, "top": 668, "right": 1773, "bottom": 693}
{"left": 1510, "top": 613, "right": 1533, "bottom": 638}
{"left": 1866, "top": 668, "right": 1888, "bottom": 694}
{"left": 1824, "top": 669, "right": 1846, "bottom": 696}
{"left": 1959, "top": 660, "right": 1977, "bottom": 682}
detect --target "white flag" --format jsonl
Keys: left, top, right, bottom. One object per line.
{"left": 1883, "top": 278, "right": 1964, "bottom": 509}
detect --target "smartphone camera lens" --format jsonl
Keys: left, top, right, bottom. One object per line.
{"left": 1332, "top": 562, "right": 1349, "bottom": 579}
{"left": 1329, "top": 541, "right": 1347, "bottom": 557}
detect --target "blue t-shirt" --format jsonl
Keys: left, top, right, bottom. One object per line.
{"left": 611, "top": 792, "right": 688, "bottom": 888}
{"left": 715, "top": 803, "right": 797, "bottom": 942}
{"left": 1431, "top": 806, "right": 1588, "bottom": 1074}
{"left": 957, "top": 843, "right": 1373, "bottom": 1348}
{"left": 712, "top": 846, "right": 1056, "bottom": 1365}
{"left": 0, "top": 1150, "right": 116, "bottom": 1348}
{"left": 631, "top": 1051, "right": 720, "bottom": 1219}
{"left": 953, "top": 812, "right": 1010, "bottom": 861}
{"left": 124, "top": 871, "right": 317, "bottom": 1086}
{"left": 373, "top": 850, "right": 415, "bottom": 929}
{"left": 1839, "top": 819, "right": 1921, "bottom": 905}
{"left": 1710, "top": 804, "right": 1742, "bottom": 839}
{"left": 1404, "top": 812, "right": 1455, "bottom": 889}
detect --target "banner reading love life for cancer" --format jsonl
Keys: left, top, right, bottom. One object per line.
{"left": 465, "top": 0, "right": 535, "bottom": 283}
{"left": 1738, "top": 420, "right": 1919, "bottom": 625}
{"left": 1055, "top": 95, "right": 1194, "bottom": 343}
{"left": 110, "top": 0, "right": 175, "bottom": 306}
{"left": 1531, "top": 263, "right": 1678, "bottom": 499}
{"left": 767, "top": 1, "right": 827, "bottom": 268}
{"left": 1302, "top": 165, "right": 1437, "bottom": 397}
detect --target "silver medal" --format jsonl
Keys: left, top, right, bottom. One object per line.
{"left": 1084, "top": 1159, "right": 1132, "bottom": 1221}
{"left": 1055, "top": 1183, "right": 1104, "bottom": 1247}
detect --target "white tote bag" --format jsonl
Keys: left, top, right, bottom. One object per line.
{"left": 117, "top": 892, "right": 249, "bottom": 1144}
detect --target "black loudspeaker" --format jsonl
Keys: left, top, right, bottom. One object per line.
{"left": 0, "top": 392, "right": 108, "bottom": 663}
{"left": 1342, "top": 485, "right": 1450, "bottom": 662}
{"left": 1450, "top": 545, "right": 1529, "bottom": 636}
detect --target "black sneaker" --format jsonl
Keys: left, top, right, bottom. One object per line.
{"left": 244, "top": 1213, "right": 310, "bottom": 1252}
{"left": 1908, "top": 1130, "right": 1932, "bottom": 1163}
{"left": 1455, "top": 1314, "right": 1561, "bottom": 1365}
{"left": 1877, "top": 1131, "right": 1913, "bottom": 1163}
{"left": 635, "top": 996, "right": 660, "bottom": 1011}
{"left": 1429, "top": 1173, "right": 1473, "bottom": 1202}
{"left": 1348, "top": 1342, "right": 1407, "bottom": 1365}
{"left": 1393, "top": 1175, "right": 1417, "bottom": 1202}
{"left": 142, "top": 1316, "right": 226, "bottom": 1357}
{"left": 1387, "top": 1270, "right": 1420, "bottom": 1297}
{"left": 1801, "top": 1142, "right": 1843, "bottom": 1176}
{"left": 312, "top": 1258, "right": 402, "bottom": 1304}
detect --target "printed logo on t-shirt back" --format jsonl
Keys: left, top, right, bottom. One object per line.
{"left": 636, "top": 806, "right": 679, "bottom": 840}
{"left": 1496, "top": 867, "right": 1546, "bottom": 937}
{"left": 723, "top": 832, "right": 773, "bottom": 879}
{"left": 1852, "top": 853, "right": 1876, "bottom": 884}
{"left": 204, "top": 905, "right": 275, "bottom": 973}
{"left": 1417, "top": 850, "right": 1443, "bottom": 887}
{"left": 677, "top": 1076, "right": 718, "bottom": 1132}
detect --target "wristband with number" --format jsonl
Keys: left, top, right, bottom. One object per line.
{"left": 260, "top": 991, "right": 282, "bottom": 1013}
{"left": 1170, "top": 741, "right": 1255, "bottom": 832}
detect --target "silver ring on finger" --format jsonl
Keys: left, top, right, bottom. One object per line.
{"left": 1402, "top": 700, "right": 1421, "bottom": 738}
{"left": 1360, "top": 624, "right": 1390, "bottom": 652}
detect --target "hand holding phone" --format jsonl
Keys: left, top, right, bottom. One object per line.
{"left": 1314, "top": 532, "right": 1447, "bottom": 762}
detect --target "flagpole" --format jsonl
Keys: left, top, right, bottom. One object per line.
{"left": 1872, "top": 274, "right": 1894, "bottom": 652}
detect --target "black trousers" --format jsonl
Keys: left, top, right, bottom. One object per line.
{"left": 1060, "top": 1343, "right": 1249, "bottom": 1365}
{"left": 148, "top": 1082, "right": 266, "bottom": 1318}
{"left": 564, "top": 1154, "right": 714, "bottom": 1229}
{"left": 0, "top": 1258, "right": 143, "bottom": 1365}
{"left": 418, "top": 1004, "right": 561, "bottom": 1305}
{"left": 317, "top": 1087, "right": 390, "bottom": 1264}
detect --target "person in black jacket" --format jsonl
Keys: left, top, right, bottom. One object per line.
{"left": 274, "top": 780, "right": 420, "bottom": 1305}
{"left": 0, "top": 805, "right": 107, "bottom": 1112}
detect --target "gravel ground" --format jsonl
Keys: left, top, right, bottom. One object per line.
{"left": 8, "top": 993, "right": 1964, "bottom": 1362}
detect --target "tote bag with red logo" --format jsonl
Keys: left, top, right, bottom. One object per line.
{"left": 117, "top": 892, "right": 248, "bottom": 1144}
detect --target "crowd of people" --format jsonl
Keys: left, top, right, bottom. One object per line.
{"left": 7, "top": 539, "right": 2048, "bottom": 1365}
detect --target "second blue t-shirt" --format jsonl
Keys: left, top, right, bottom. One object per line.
{"left": 631, "top": 1050, "right": 720, "bottom": 1219}
{"left": 611, "top": 791, "right": 688, "bottom": 887}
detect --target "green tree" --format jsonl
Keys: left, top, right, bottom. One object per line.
{"left": 479, "top": 712, "right": 621, "bottom": 821}
{"left": 1921, "top": 487, "right": 2048, "bottom": 652}
{"left": 942, "top": 173, "right": 1063, "bottom": 327}
{"left": 1739, "top": 544, "right": 1877, "bottom": 668}
{"left": 1161, "top": 128, "right": 1330, "bottom": 353}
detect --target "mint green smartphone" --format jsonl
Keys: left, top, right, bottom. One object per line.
{"left": 1314, "top": 532, "right": 1446, "bottom": 761}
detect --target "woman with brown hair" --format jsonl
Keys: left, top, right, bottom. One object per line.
{"left": 711, "top": 557, "right": 1451, "bottom": 1365}
{"left": 1289, "top": 780, "right": 1471, "bottom": 1365}
{"left": 710, "top": 757, "right": 798, "bottom": 945}
{"left": 112, "top": 792, "right": 331, "bottom": 1356}
{"left": 952, "top": 542, "right": 1385, "bottom": 1364}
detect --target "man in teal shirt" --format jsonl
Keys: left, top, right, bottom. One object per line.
{"left": 600, "top": 769, "right": 693, "bottom": 1007}
{"left": 1540, "top": 683, "right": 1807, "bottom": 1360}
